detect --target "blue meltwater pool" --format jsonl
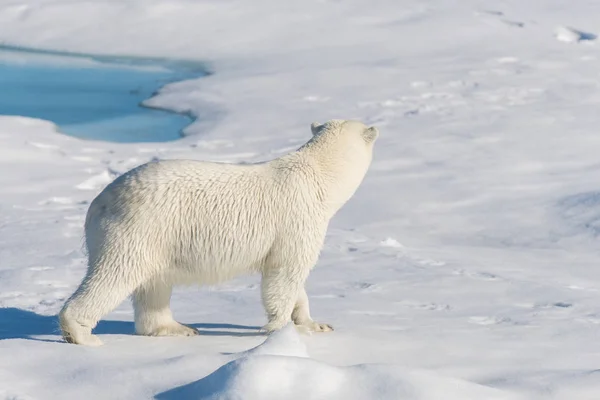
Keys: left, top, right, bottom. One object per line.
{"left": 0, "top": 46, "right": 205, "bottom": 143}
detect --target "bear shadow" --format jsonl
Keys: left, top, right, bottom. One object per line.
{"left": 0, "top": 307, "right": 262, "bottom": 343}
{"left": 191, "top": 323, "right": 264, "bottom": 337}
{"left": 0, "top": 307, "right": 133, "bottom": 343}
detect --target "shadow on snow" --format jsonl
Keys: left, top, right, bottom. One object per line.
{"left": 0, "top": 307, "right": 262, "bottom": 343}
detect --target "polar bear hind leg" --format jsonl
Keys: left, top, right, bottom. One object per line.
{"left": 58, "top": 257, "right": 155, "bottom": 346}
{"left": 133, "top": 277, "right": 199, "bottom": 337}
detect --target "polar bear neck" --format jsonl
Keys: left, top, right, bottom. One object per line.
{"left": 284, "top": 135, "right": 371, "bottom": 218}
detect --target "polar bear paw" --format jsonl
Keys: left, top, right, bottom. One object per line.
{"left": 260, "top": 319, "right": 289, "bottom": 334}
{"left": 137, "top": 321, "right": 199, "bottom": 337}
{"left": 296, "top": 320, "right": 334, "bottom": 333}
{"left": 262, "top": 319, "right": 334, "bottom": 335}
{"left": 59, "top": 317, "right": 104, "bottom": 346}
{"left": 310, "top": 321, "right": 334, "bottom": 332}
{"left": 63, "top": 331, "right": 104, "bottom": 346}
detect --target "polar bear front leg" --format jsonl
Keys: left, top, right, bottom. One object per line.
{"left": 260, "top": 267, "right": 306, "bottom": 333}
{"left": 133, "top": 278, "right": 199, "bottom": 337}
{"left": 292, "top": 287, "right": 333, "bottom": 332}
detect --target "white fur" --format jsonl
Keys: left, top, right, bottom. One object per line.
{"left": 58, "top": 119, "right": 379, "bottom": 345}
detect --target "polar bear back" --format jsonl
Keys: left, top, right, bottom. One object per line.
{"left": 84, "top": 158, "right": 327, "bottom": 282}
{"left": 83, "top": 119, "right": 378, "bottom": 283}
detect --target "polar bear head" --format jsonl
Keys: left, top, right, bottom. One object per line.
{"left": 304, "top": 119, "right": 379, "bottom": 215}
{"left": 308, "top": 119, "right": 378, "bottom": 170}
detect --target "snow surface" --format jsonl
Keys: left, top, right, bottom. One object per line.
{"left": 1, "top": 0, "right": 600, "bottom": 399}
{"left": 156, "top": 324, "right": 523, "bottom": 400}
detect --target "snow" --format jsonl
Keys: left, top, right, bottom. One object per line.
{"left": 555, "top": 26, "right": 597, "bottom": 43}
{"left": 1, "top": 0, "right": 600, "bottom": 399}
{"left": 157, "top": 325, "right": 523, "bottom": 400}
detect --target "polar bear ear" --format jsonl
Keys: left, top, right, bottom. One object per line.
{"left": 362, "top": 126, "right": 379, "bottom": 144}
{"left": 310, "top": 122, "right": 324, "bottom": 136}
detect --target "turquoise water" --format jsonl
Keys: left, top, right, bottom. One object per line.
{"left": 0, "top": 46, "right": 205, "bottom": 143}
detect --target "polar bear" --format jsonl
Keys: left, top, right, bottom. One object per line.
{"left": 58, "top": 119, "right": 379, "bottom": 346}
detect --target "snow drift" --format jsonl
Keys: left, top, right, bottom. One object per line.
{"left": 156, "top": 325, "right": 522, "bottom": 400}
